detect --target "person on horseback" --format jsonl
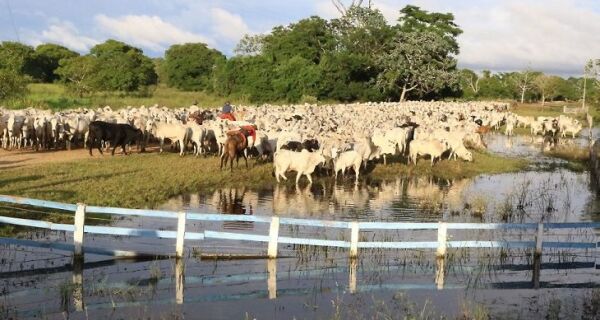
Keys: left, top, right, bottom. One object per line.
{"left": 220, "top": 101, "right": 236, "bottom": 121}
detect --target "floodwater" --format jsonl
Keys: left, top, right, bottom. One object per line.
{"left": 1, "top": 133, "right": 599, "bottom": 319}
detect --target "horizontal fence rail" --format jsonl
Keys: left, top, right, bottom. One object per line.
{"left": 0, "top": 195, "right": 599, "bottom": 259}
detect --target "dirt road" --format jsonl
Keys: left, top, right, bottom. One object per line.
{"left": 0, "top": 148, "right": 93, "bottom": 170}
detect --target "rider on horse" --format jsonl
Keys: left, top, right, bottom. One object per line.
{"left": 220, "top": 101, "right": 236, "bottom": 121}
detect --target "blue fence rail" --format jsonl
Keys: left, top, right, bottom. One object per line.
{"left": 0, "top": 195, "right": 599, "bottom": 259}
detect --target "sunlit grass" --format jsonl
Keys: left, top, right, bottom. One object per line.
{"left": 4, "top": 83, "right": 240, "bottom": 111}
{"left": 0, "top": 151, "right": 529, "bottom": 209}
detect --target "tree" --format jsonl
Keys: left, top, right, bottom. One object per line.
{"left": 331, "top": 6, "right": 392, "bottom": 59}
{"left": 34, "top": 43, "right": 79, "bottom": 82}
{"left": 262, "top": 16, "right": 335, "bottom": 64}
{"left": 460, "top": 69, "right": 481, "bottom": 98}
{"left": 376, "top": 31, "right": 459, "bottom": 102}
{"left": 272, "top": 56, "right": 321, "bottom": 102}
{"left": 331, "top": 0, "right": 372, "bottom": 15}
{"left": 164, "top": 43, "right": 225, "bottom": 91}
{"left": 234, "top": 34, "right": 266, "bottom": 56}
{"left": 55, "top": 56, "right": 99, "bottom": 97}
{"left": 0, "top": 41, "right": 35, "bottom": 73}
{"left": 0, "top": 69, "right": 28, "bottom": 101}
{"left": 511, "top": 69, "right": 537, "bottom": 103}
{"left": 89, "top": 39, "right": 157, "bottom": 92}
{"left": 533, "top": 74, "right": 561, "bottom": 106}
{"left": 396, "top": 5, "right": 462, "bottom": 55}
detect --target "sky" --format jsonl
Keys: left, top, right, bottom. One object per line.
{"left": 1, "top": 0, "right": 599, "bottom": 76}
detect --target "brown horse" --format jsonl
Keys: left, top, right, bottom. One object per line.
{"left": 220, "top": 127, "right": 251, "bottom": 171}
{"left": 189, "top": 110, "right": 214, "bottom": 125}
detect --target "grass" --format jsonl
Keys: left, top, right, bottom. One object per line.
{"left": 370, "top": 151, "right": 528, "bottom": 181}
{"left": 511, "top": 101, "right": 600, "bottom": 124}
{"left": 3, "top": 83, "right": 242, "bottom": 111}
{"left": 0, "top": 151, "right": 528, "bottom": 209}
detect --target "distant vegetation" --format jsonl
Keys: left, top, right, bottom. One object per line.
{"left": 0, "top": 3, "right": 599, "bottom": 109}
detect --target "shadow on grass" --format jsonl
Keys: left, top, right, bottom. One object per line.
{"left": 4, "top": 170, "right": 140, "bottom": 194}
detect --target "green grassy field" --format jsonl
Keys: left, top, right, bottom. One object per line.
{"left": 4, "top": 83, "right": 241, "bottom": 111}
{"left": 0, "top": 151, "right": 527, "bottom": 209}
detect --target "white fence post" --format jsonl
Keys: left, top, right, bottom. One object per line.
{"left": 535, "top": 223, "right": 544, "bottom": 257}
{"left": 73, "top": 203, "right": 86, "bottom": 258}
{"left": 267, "top": 259, "right": 277, "bottom": 299}
{"left": 436, "top": 222, "right": 447, "bottom": 258}
{"left": 350, "top": 222, "right": 359, "bottom": 259}
{"left": 268, "top": 216, "right": 280, "bottom": 259}
{"left": 176, "top": 211, "right": 187, "bottom": 258}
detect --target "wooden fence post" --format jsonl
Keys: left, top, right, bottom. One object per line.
{"left": 436, "top": 222, "right": 447, "bottom": 258}
{"left": 176, "top": 211, "right": 187, "bottom": 258}
{"left": 73, "top": 203, "right": 86, "bottom": 259}
{"left": 267, "top": 259, "right": 277, "bottom": 299}
{"left": 535, "top": 223, "right": 544, "bottom": 258}
{"left": 268, "top": 216, "right": 280, "bottom": 259}
{"left": 350, "top": 222, "right": 359, "bottom": 259}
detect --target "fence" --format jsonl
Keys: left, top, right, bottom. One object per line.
{"left": 1, "top": 194, "right": 599, "bottom": 260}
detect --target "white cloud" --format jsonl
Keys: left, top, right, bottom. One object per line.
{"left": 456, "top": 0, "right": 600, "bottom": 75}
{"left": 210, "top": 7, "right": 253, "bottom": 41}
{"left": 95, "top": 14, "right": 213, "bottom": 51}
{"left": 314, "top": 0, "right": 600, "bottom": 75}
{"left": 25, "top": 20, "right": 99, "bottom": 52}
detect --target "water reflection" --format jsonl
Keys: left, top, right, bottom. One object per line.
{"left": 162, "top": 170, "right": 592, "bottom": 224}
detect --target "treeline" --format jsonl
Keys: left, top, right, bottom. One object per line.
{"left": 0, "top": 4, "right": 598, "bottom": 105}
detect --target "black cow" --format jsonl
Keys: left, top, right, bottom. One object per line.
{"left": 88, "top": 121, "right": 144, "bottom": 156}
{"left": 280, "top": 139, "right": 320, "bottom": 152}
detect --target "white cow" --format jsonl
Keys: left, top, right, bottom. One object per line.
{"left": 274, "top": 149, "right": 325, "bottom": 184}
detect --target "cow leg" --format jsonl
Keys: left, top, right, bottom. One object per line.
{"left": 307, "top": 173, "right": 313, "bottom": 184}
{"left": 230, "top": 153, "right": 234, "bottom": 172}
{"left": 122, "top": 142, "right": 128, "bottom": 155}
{"left": 159, "top": 138, "right": 164, "bottom": 153}
{"left": 243, "top": 152, "right": 248, "bottom": 169}
{"left": 383, "top": 154, "right": 387, "bottom": 165}
{"left": 296, "top": 172, "right": 302, "bottom": 184}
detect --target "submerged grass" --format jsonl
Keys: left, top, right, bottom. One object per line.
{"left": 370, "top": 151, "right": 528, "bottom": 181}
{"left": 0, "top": 151, "right": 529, "bottom": 209}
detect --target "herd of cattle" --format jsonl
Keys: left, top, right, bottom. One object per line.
{"left": 0, "top": 102, "right": 587, "bottom": 183}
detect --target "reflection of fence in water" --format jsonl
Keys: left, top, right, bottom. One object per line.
{"left": 0, "top": 193, "right": 598, "bottom": 311}
{"left": 1, "top": 253, "right": 598, "bottom": 316}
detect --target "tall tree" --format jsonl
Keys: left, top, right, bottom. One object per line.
{"left": 511, "top": 69, "right": 538, "bottom": 103}
{"left": 460, "top": 69, "right": 481, "bottom": 98}
{"left": 234, "top": 34, "right": 266, "bottom": 56}
{"left": 533, "top": 74, "right": 561, "bottom": 106}
{"left": 0, "top": 69, "right": 28, "bottom": 101}
{"left": 34, "top": 43, "right": 79, "bottom": 82}
{"left": 55, "top": 55, "right": 98, "bottom": 97}
{"left": 89, "top": 39, "right": 157, "bottom": 92}
{"left": 396, "top": 5, "right": 462, "bottom": 55}
{"left": 164, "top": 43, "right": 225, "bottom": 91}
{"left": 262, "top": 16, "right": 335, "bottom": 64}
{"left": 0, "top": 41, "right": 37, "bottom": 79}
{"left": 376, "top": 30, "right": 459, "bottom": 102}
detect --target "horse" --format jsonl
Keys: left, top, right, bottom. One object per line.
{"left": 188, "top": 110, "right": 214, "bottom": 125}
{"left": 220, "top": 126, "right": 253, "bottom": 171}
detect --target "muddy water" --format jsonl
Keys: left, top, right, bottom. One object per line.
{"left": 2, "top": 133, "right": 599, "bottom": 319}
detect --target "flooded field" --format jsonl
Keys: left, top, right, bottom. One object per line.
{"left": 1, "top": 134, "right": 599, "bottom": 319}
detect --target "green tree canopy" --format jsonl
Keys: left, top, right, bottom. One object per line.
{"left": 88, "top": 39, "right": 157, "bottom": 91}
{"left": 376, "top": 31, "right": 459, "bottom": 101}
{"left": 34, "top": 43, "right": 79, "bottom": 82}
{"left": 55, "top": 55, "right": 99, "bottom": 97}
{"left": 164, "top": 43, "right": 225, "bottom": 91}
{"left": 396, "top": 5, "right": 462, "bottom": 54}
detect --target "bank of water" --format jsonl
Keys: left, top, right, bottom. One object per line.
{"left": 1, "top": 133, "right": 599, "bottom": 319}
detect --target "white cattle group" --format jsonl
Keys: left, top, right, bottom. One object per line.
{"left": 0, "top": 101, "right": 586, "bottom": 183}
